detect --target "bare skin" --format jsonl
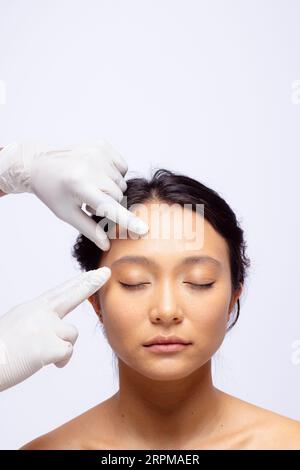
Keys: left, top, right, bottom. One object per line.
{"left": 21, "top": 201, "right": 300, "bottom": 450}
{"left": 20, "top": 385, "right": 300, "bottom": 450}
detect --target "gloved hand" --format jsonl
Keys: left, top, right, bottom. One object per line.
{"left": 0, "top": 266, "right": 111, "bottom": 392}
{"left": 0, "top": 141, "right": 148, "bottom": 250}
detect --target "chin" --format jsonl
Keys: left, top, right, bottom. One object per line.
{"left": 133, "top": 362, "right": 201, "bottom": 381}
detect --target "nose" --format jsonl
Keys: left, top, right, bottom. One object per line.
{"left": 149, "top": 279, "right": 184, "bottom": 324}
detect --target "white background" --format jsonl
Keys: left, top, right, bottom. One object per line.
{"left": 0, "top": 0, "right": 300, "bottom": 449}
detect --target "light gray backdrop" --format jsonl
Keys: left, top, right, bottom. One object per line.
{"left": 0, "top": 0, "right": 300, "bottom": 449}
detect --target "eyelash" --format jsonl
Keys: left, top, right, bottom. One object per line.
{"left": 184, "top": 282, "right": 215, "bottom": 290}
{"left": 119, "top": 282, "right": 150, "bottom": 290}
{"left": 119, "top": 282, "right": 215, "bottom": 290}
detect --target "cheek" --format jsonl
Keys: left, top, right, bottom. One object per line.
{"left": 187, "top": 286, "right": 232, "bottom": 350}
{"left": 98, "top": 286, "right": 139, "bottom": 352}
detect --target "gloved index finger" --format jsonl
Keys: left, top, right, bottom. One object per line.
{"left": 81, "top": 188, "right": 149, "bottom": 236}
{"left": 43, "top": 268, "right": 111, "bottom": 318}
{"left": 100, "top": 194, "right": 149, "bottom": 235}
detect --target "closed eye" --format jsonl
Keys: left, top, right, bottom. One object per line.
{"left": 119, "top": 281, "right": 215, "bottom": 290}
{"left": 184, "top": 282, "right": 215, "bottom": 289}
{"left": 119, "top": 282, "right": 150, "bottom": 290}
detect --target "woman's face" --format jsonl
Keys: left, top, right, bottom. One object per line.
{"left": 90, "top": 201, "right": 242, "bottom": 381}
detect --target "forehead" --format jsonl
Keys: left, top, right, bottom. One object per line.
{"left": 101, "top": 202, "right": 230, "bottom": 270}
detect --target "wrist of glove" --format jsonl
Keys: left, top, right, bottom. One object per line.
{"left": 0, "top": 142, "right": 47, "bottom": 194}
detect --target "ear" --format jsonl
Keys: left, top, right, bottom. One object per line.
{"left": 228, "top": 283, "right": 243, "bottom": 320}
{"left": 88, "top": 293, "right": 103, "bottom": 323}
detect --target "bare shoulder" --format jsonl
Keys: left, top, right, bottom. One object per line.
{"left": 20, "top": 398, "right": 115, "bottom": 450}
{"left": 222, "top": 391, "right": 300, "bottom": 450}
{"left": 20, "top": 421, "right": 81, "bottom": 450}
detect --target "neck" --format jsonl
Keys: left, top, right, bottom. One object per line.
{"left": 110, "top": 360, "right": 225, "bottom": 448}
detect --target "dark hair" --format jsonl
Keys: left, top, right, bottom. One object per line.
{"left": 73, "top": 169, "right": 250, "bottom": 329}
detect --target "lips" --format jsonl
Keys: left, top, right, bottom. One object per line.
{"left": 145, "top": 343, "right": 190, "bottom": 353}
{"left": 143, "top": 334, "right": 191, "bottom": 347}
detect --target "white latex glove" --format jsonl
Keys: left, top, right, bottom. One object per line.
{"left": 0, "top": 267, "right": 111, "bottom": 392}
{"left": 0, "top": 141, "right": 148, "bottom": 250}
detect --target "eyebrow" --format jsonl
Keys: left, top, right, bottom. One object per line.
{"left": 111, "top": 255, "right": 221, "bottom": 269}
